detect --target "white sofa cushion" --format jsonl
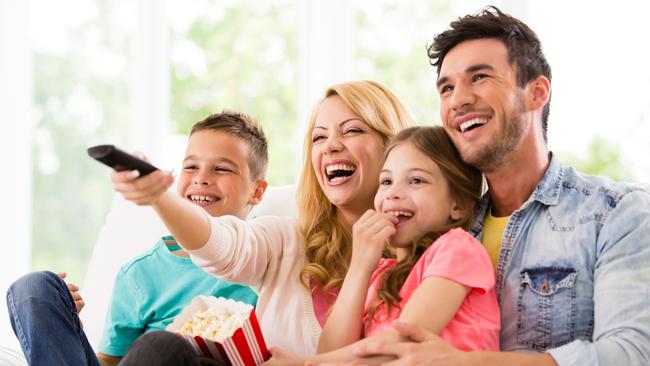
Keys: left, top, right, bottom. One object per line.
{"left": 79, "top": 185, "right": 297, "bottom": 348}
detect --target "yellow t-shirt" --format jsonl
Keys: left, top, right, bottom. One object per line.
{"left": 481, "top": 208, "right": 510, "bottom": 271}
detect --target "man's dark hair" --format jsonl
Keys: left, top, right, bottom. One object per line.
{"left": 428, "top": 6, "right": 552, "bottom": 141}
{"left": 190, "top": 110, "right": 268, "bottom": 180}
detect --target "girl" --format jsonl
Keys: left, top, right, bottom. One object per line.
{"left": 111, "top": 80, "right": 416, "bottom": 357}
{"left": 273, "top": 126, "right": 499, "bottom": 364}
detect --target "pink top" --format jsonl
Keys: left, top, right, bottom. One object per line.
{"left": 310, "top": 279, "right": 339, "bottom": 327}
{"left": 363, "top": 228, "right": 500, "bottom": 351}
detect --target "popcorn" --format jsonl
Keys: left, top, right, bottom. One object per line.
{"left": 167, "top": 296, "right": 270, "bottom": 365}
{"left": 178, "top": 307, "right": 248, "bottom": 342}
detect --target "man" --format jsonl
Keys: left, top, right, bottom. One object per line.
{"left": 354, "top": 6, "right": 650, "bottom": 366}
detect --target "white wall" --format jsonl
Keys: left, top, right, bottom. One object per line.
{"left": 0, "top": 0, "right": 33, "bottom": 350}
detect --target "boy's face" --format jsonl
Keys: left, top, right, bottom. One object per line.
{"left": 176, "top": 130, "right": 265, "bottom": 219}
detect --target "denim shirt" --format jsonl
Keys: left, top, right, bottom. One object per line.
{"left": 469, "top": 154, "right": 650, "bottom": 365}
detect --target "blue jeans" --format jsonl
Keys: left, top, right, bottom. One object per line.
{"left": 6, "top": 271, "right": 100, "bottom": 366}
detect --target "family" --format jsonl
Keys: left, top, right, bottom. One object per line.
{"left": 7, "top": 6, "right": 650, "bottom": 366}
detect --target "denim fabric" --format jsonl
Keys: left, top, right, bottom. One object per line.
{"left": 469, "top": 154, "right": 650, "bottom": 365}
{"left": 6, "top": 271, "right": 100, "bottom": 366}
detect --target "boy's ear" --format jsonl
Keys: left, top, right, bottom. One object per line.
{"left": 248, "top": 179, "right": 268, "bottom": 205}
{"left": 449, "top": 199, "right": 466, "bottom": 222}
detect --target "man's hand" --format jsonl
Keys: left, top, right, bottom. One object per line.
{"left": 58, "top": 272, "right": 85, "bottom": 314}
{"left": 353, "top": 322, "right": 468, "bottom": 366}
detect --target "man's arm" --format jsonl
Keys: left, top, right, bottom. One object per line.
{"left": 354, "top": 322, "right": 557, "bottom": 366}
{"left": 545, "top": 189, "right": 650, "bottom": 365}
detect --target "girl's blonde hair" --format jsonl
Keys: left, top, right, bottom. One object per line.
{"left": 298, "top": 80, "right": 416, "bottom": 290}
{"left": 368, "top": 126, "right": 484, "bottom": 319}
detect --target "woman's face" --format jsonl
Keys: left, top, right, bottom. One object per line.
{"left": 310, "top": 95, "right": 386, "bottom": 215}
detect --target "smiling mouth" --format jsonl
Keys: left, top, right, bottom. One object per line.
{"left": 385, "top": 210, "right": 414, "bottom": 225}
{"left": 459, "top": 117, "right": 489, "bottom": 133}
{"left": 325, "top": 163, "right": 357, "bottom": 185}
{"left": 186, "top": 194, "right": 220, "bottom": 205}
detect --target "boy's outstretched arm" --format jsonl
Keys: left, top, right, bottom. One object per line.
{"left": 111, "top": 169, "right": 211, "bottom": 250}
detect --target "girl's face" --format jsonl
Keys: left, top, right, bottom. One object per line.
{"left": 311, "top": 95, "right": 386, "bottom": 215}
{"left": 374, "top": 142, "right": 464, "bottom": 247}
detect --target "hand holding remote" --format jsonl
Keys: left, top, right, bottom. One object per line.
{"left": 87, "top": 144, "right": 158, "bottom": 176}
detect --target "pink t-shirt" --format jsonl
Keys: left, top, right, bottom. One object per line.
{"left": 363, "top": 228, "right": 500, "bottom": 351}
{"left": 310, "top": 279, "right": 339, "bottom": 327}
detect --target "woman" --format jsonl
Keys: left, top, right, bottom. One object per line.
{"left": 112, "top": 80, "right": 416, "bottom": 357}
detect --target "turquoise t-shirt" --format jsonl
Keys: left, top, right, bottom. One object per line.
{"left": 98, "top": 236, "right": 258, "bottom": 356}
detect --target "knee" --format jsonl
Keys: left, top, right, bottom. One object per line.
{"left": 7, "top": 271, "right": 65, "bottom": 301}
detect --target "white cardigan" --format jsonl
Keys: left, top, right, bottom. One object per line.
{"left": 188, "top": 215, "right": 322, "bottom": 356}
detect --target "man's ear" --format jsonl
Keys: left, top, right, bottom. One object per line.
{"left": 248, "top": 179, "right": 268, "bottom": 205}
{"left": 449, "top": 199, "right": 466, "bottom": 222}
{"left": 526, "top": 75, "right": 551, "bottom": 112}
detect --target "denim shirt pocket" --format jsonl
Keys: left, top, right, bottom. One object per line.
{"left": 517, "top": 267, "right": 577, "bottom": 351}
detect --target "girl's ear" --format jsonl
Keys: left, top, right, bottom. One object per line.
{"left": 449, "top": 199, "right": 466, "bottom": 222}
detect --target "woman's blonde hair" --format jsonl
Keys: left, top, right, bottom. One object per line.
{"left": 367, "top": 126, "right": 484, "bottom": 319}
{"left": 298, "top": 80, "right": 416, "bottom": 290}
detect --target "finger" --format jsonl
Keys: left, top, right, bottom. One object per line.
{"left": 111, "top": 169, "right": 141, "bottom": 183}
{"left": 353, "top": 340, "right": 407, "bottom": 358}
{"left": 355, "top": 210, "right": 378, "bottom": 228}
{"left": 131, "top": 151, "right": 149, "bottom": 162}
{"left": 381, "top": 213, "right": 400, "bottom": 225}
{"left": 392, "top": 321, "right": 434, "bottom": 343}
{"left": 70, "top": 291, "right": 83, "bottom": 301}
{"left": 377, "top": 225, "right": 397, "bottom": 241}
{"left": 58, "top": 272, "right": 67, "bottom": 280}
{"left": 67, "top": 283, "right": 79, "bottom": 291}
{"left": 75, "top": 300, "right": 85, "bottom": 313}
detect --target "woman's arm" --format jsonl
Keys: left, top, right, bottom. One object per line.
{"left": 111, "top": 170, "right": 211, "bottom": 249}
{"left": 318, "top": 210, "right": 397, "bottom": 353}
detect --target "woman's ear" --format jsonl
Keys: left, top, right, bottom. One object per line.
{"left": 248, "top": 179, "right": 268, "bottom": 205}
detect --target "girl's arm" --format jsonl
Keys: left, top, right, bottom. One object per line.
{"left": 306, "top": 276, "right": 469, "bottom": 363}
{"left": 318, "top": 210, "right": 397, "bottom": 353}
{"left": 111, "top": 170, "right": 211, "bottom": 249}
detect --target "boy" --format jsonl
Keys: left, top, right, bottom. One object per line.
{"left": 6, "top": 110, "right": 269, "bottom": 366}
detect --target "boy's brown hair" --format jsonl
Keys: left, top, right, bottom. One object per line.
{"left": 190, "top": 110, "right": 268, "bottom": 180}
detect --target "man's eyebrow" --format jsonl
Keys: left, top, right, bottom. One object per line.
{"left": 436, "top": 63, "right": 496, "bottom": 88}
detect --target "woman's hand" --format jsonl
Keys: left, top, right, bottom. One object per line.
{"left": 351, "top": 210, "right": 398, "bottom": 273}
{"left": 261, "top": 347, "right": 305, "bottom": 366}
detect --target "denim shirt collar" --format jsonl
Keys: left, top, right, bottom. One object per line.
{"left": 469, "top": 153, "right": 563, "bottom": 237}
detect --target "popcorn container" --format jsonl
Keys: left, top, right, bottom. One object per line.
{"left": 166, "top": 296, "right": 270, "bottom": 366}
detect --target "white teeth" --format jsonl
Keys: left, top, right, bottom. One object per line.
{"left": 385, "top": 210, "right": 414, "bottom": 217}
{"left": 190, "top": 195, "right": 213, "bottom": 202}
{"left": 330, "top": 176, "right": 348, "bottom": 183}
{"left": 326, "top": 164, "right": 356, "bottom": 174}
{"left": 460, "top": 118, "right": 488, "bottom": 132}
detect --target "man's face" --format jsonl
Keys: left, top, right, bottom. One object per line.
{"left": 176, "top": 130, "right": 262, "bottom": 219}
{"left": 437, "top": 38, "right": 528, "bottom": 173}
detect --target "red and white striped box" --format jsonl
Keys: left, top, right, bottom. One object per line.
{"left": 166, "top": 296, "right": 270, "bottom": 366}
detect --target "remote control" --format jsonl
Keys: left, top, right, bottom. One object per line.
{"left": 87, "top": 144, "right": 159, "bottom": 176}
